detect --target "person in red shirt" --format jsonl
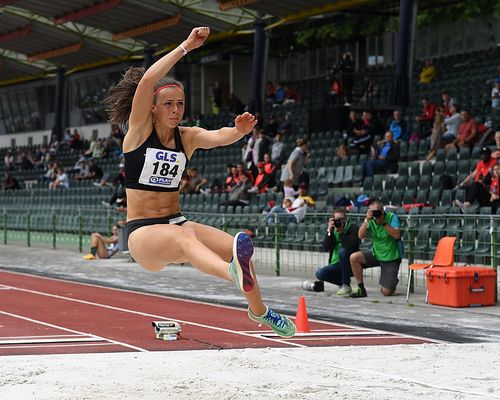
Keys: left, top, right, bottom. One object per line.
{"left": 415, "top": 97, "right": 436, "bottom": 139}
{"left": 263, "top": 153, "right": 275, "bottom": 175}
{"left": 455, "top": 147, "right": 499, "bottom": 211}
{"left": 248, "top": 162, "right": 275, "bottom": 193}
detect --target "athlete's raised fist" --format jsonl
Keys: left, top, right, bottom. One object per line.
{"left": 182, "top": 27, "right": 210, "bottom": 52}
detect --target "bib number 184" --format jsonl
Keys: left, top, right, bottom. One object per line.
{"left": 152, "top": 161, "right": 179, "bottom": 177}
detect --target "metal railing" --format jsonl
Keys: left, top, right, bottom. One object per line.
{"left": 2, "top": 208, "right": 498, "bottom": 301}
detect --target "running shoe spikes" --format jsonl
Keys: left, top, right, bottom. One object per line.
{"left": 83, "top": 253, "right": 95, "bottom": 260}
{"left": 228, "top": 232, "right": 255, "bottom": 293}
{"left": 248, "top": 307, "right": 296, "bottom": 338}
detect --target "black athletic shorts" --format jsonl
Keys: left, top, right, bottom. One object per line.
{"left": 126, "top": 212, "right": 187, "bottom": 239}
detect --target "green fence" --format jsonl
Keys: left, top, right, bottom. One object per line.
{"left": 1, "top": 208, "right": 498, "bottom": 301}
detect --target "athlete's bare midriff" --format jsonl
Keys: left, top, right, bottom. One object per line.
{"left": 126, "top": 189, "right": 181, "bottom": 220}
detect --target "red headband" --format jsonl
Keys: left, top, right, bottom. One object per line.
{"left": 153, "top": 84, "right": 182, "bottom": 96}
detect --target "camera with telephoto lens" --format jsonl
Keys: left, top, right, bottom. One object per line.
{"left": 372, "top": 209, "right": 383, "bottom": 219}
{"left": 333, "top": 218, "right": 344, "bottom": 228}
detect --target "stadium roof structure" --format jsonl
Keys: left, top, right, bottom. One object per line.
{"left": 0, "top": 0, "right": 462, "bottom": 86}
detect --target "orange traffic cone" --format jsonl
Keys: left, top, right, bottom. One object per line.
{"left": 295, "top": 295, "right": 310, "bottom": 333}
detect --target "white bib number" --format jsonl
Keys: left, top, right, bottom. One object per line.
{"left": 138, "top": 147, "right": 186, "bottom": 189}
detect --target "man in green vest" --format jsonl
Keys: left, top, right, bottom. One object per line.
{"left": 314, "top": 208, "right": 360, "bottom": 295}
{"left": 349, "top": 200, "right": 402, "bottom": 298}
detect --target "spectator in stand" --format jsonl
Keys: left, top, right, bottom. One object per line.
{"left": 223, "top": 164, "right": 236, "bottom": 192}
{"left": 76, "top": 159, "right": 103, "bottom": 181}
{"left": 491, "top": 78, "right": 500, "bottom": 108}
{"left": 266, "top": 115, "right": 279, "bottom": 137}
{"left": 445, "top": 109, "right": 478, "bottom": 152}
{"left": 102, "top": 164, "right": 127, "bottom": 207}
{"left": 220, "top": 173, "right": 252, "bottom": 211}
{"left": 419, "top": 59, "right": 436, "bottom": 85}
{"left": 339, "top": 52, "right": 354, "bottom": 106}
{"left": 347, "top": 110, "right": 379, "bottom": 155}
{"left": 180, "top": 167, "right": 207, "bottom": 194}
{"left": 455, "top": 162, "right": 500, "bottom": 213}
{"left": 49, "top": 133, "right": 60, "bottom": 155}
{"left": 4, "top": 150, "right": 14, "bottom": 171}
{"left": 280, "top": 137, "right": 309, "bottom": 188}
{"left": 427, "top": 107, "right": 446, "bottom": 160}
{"left": 83, "top": 224, "right": 120, "bottom": 260}
{"left": 297, "top": 183, "right": 315, "bottom": 208}
{"left": 70, "top": 129, "right": 83, "bottom": 152}
{"left": 40, "top": 161, "right": 58, "bottom": 183}
{"left": 271, "top": 133, "right": 285, "bottom": 168}
{"left": 3, "top": 172, "right": 20, "bottom": 190}
{"left": 265, "top": 196, "right": 307, "bottom": 224}
{"left": 63, "top": 128, "right": 72, "bottom": 145}
{"left": 442, "top": 91, "right": 457, "bottom": 117}
{"left": 283, "top": 84, "right": 301, "bottom": 105}
{"left": 255, "top": 128, "right": 271, "bottom": 163}
{"left": 415, "top": 97, "right": 437, "bottom": 139}
{"left": 74, "top": 160, "right": 89, "bottom": 180}
{"left": 388, "top": 110, "right": 407, "bottom": 141}
{"left": 263, "top": 153, "right": 275, "bottom": 176}
{"left": 97, "top": 162, "right": 126, "bottom": 189}
{"left": 283, "top": 179, "right": 298, "bottom": 199}
{"left": 314, "top": 209, "right": 360, "bottom": 295}
{"left": 274, "top": 81, "right": 286, "bottom": 105}
{"left": 265, "top": 81, "right": 276, "bottom": 104}
{"left": 278, "top": 112, "right": 293, "bottom": 137}
{"left": 349, "top": 200, "right": 402, "bottom": 298}
{"left": 48, "top": 168, "right": 69, "bottom": 189}
{"left": 455, "top": 146, "right": 498, "bottom": 202}
{"left": 362, "top": 131, "right": 399, "bottom": 178}
{"left": 440, "top": 103, "right": 462, "bottom": 147}
{"left": 248, "top": 162, "right": 275, "bottom": 194}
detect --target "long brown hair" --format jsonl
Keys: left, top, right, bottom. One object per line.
{"left": 105, "top": 67, "right": 184, "bottom": 127}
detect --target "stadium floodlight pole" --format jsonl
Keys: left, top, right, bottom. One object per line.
{"left": 52, "top": 67, "right": 66, "bottom": 141}
{"left": 393, "top": 0, "right": 414, "bottom": 108}
{"left": 249, "top": 12, "right": 266, "bottom": 115}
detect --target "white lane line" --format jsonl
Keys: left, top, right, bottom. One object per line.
{"left": 0, "top": 285, "right": 305, "bottom": 348}
{"left": 0, "top": 343, "right": 122, "bottom": 350}
{"left": 0, "top": 310, "right": 147, "bottom": 352}
{"left": 0, "top": 337, "right": 107, "bottom": 345}
{"left": 0, "top": 335, "right": 88, "bottom": 340}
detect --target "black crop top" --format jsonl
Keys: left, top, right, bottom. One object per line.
{"left": 124, "top": 127, "right": 188, "bottom": 192}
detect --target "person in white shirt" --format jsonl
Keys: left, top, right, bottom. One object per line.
{"left": 265, "top": 197, "right": 307, "bottom": 224}
{"left": 491, "top": 79, "right": 500, "bottom": 108}
{"left": 441, "top": 103, "right": 462, "bottom": 144}
{"left": 48, "top": 168, "right": 69, "bottom": 189}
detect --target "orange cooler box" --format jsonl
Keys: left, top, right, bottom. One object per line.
{"left": 425, "top": 267, "right": 497, "bottom": 307}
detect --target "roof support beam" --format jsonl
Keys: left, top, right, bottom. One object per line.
{"left": 219, "top": 0, "right": 258, "bottom": 11}
{"left": 0, "top": 25, "right": 32, "bottom": 43}
{"left": 112, "top": 14, "right": 181, "bottom": 40}
{"left": 3, "top": 5, "right": 147, "bottom": 54}
{"left": 28, "top": 42, "right": 82, "bottom": 62}
{"left": 0, "top": 48, "right": 56, "bottom": 70}
{"left": 53, "top": 0, "right": 122, "bottom": 25}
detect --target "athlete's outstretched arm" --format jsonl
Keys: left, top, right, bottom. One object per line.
{"left": 128, "top": 27, "right": 210, "bottom": 130}
{"left": 188, "top": 112, "right": 258, "bottom": 150}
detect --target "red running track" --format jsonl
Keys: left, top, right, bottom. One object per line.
{"left": 0, "top": 270, "right": 437, "bottom": 356}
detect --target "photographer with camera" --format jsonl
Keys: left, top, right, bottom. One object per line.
{"left": 303, "top": 209, "right": 359, "bottom": 295}
{"left": 349, "top": 201, "right": 402, "bottom": 298}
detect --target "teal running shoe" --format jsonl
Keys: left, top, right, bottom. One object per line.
{"left": 228, "top": 232, "right": 255, "bottom": 293}
{"left": 248, "top": 307, "right": 296, "bottom": 338}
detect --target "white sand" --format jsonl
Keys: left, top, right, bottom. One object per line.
{"left": 0, "top": 343, "right": 499, "bottom": 400}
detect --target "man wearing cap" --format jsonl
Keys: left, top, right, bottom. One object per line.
{"left": 349, "top": 200, "right": 402, "bottom": 298}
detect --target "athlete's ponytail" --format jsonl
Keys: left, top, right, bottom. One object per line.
{"left": 105, "top": 67, "right": 145, "bottom": 127}
{"left": 105, "top": 67, "right": 184, "bottom": 127}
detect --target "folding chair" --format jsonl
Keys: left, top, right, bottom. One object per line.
{"left": 406, "top": 236, "right": 456, "bottom": 302}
